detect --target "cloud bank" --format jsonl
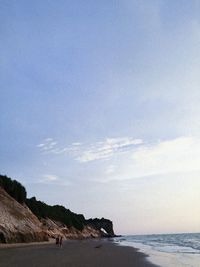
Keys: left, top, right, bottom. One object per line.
{"left": 37, "top": 136, "right": 200, "bottom": 182}
{"left": 104, "top": 136, "right": 200, "bottom": 181}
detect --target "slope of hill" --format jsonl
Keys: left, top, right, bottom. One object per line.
{"left": 0, "top": 175, "right": 115, "bottom": 243}
{"left": 0, "top": 187, "right": 47, "bottom": 243}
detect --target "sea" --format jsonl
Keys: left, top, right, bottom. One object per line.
{"left": 114, "top": 233, "right": 200, "bottom": 267}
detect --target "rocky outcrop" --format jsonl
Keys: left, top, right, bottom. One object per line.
{"left": 41, "top": 218, "right": 101, "bottom": 239}
{"left": 87, "top": 218, "right": 115, "bottom": 237}
{"left": 0, "top": 188, "right": 48, "bottom": 243}
{"left": 0, "top": 187, "right": 114, "bottom": 244}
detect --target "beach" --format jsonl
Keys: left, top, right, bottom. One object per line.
{"left": 0, "top": 239, "right": 158, "bottom": 267}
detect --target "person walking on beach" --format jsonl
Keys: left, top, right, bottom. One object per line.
{"left": 55, "top": 236, "right": 59, "bottom": 247}
{"left": 59, "top": 236, "right": 63, "bottom": 248}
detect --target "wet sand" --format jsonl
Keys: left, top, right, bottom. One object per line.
{"left": 0, "top": 239, "right": 159, "bottom": 267}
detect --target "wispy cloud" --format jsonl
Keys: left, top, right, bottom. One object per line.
{"left": 37, "top": 138, "right": 57, "bottom": 152}
{"left": 103, "top": 136, "right": 200, "bottom": 181}
{"left": 37, "top": 174, "right": 71, "bottom": 186}
{"left": 72, "top": 142, "right": 82, "bottom": 146}
{"left": 38, "top": 174, "right": 60, "bottom": 184}
{"left": 76, "top": 137, "right": 143, "bottom": 162}
{"left": 36, "top": 138, "right": 82, "bottom": 155}
{"left": 37, "top": 137, "right": 143, "bottom": 162}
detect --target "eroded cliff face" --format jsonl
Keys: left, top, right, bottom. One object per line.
{"left": 0, "top": 188, "right": 47, "bottom": 243}
{"left": 87, "top": 218, "right": 115, "bottom": 237}
{"left": 41, "top": 218, "right": 101, "bottom": 239}
{"left": 0, "top": 188, "right": 106, "bottom": 243}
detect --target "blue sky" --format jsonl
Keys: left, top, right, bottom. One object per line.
{"left": 1, "top": 0, "right": 200, "bottom": 234}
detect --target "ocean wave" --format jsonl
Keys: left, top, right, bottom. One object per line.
{"left": 120, "top": 233, "right": 200, "bottom": 254}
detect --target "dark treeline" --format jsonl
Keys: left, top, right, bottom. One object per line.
{"left": 0, "top": 174, "right": 85, "bottom": 231}
{"left": 0, "top": 175, "right": 27, "bottom": 204}
{"left": 26, "top": 197, "right": 85, "bottom": 230}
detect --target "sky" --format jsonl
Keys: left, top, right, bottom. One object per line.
{"left": 1, "top": 0, "right": 200, "bottom": 235}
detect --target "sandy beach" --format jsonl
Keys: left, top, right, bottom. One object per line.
{"left": 0, "top": 239, "right": 159, "bottom": 267}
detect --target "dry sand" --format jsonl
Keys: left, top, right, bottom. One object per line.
{"left": 0, "top": 239, "right": 159, "bottom": 267}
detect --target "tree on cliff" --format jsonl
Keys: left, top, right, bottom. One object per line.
{"left": 26, "top": 197, "right": 86, "bottom": 231}
{"left": 0, "top": 174, "right": 114, "bottom": 236}
{"left": 0, "top": 175, "right": 27, "bottom": 204}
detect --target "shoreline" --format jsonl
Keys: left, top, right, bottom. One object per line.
{"left": 0, "top": 238, "right": 55, "bottom": 249}
{"left": 0, "top": 239, "right": 159, "bottom": 267}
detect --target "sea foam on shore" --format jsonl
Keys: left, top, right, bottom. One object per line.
{"left": 115, "top": 233, "right": 200, "bottom": 267}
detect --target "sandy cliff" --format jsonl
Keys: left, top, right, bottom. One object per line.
{"left": 0, "top": 188, "right": 103, "bottom": 243}
{"left": 41, "top": 218, "right": 101, "bottom": 239}
{"left": 0, "top": 188, "right": 47, "bottom": 243}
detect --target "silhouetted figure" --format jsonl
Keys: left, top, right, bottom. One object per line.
{"left": 59, "top": 236, "right": 63, "bottom": 248}
{"left": 55, "top": 236, "right": 59, "bottom": 246}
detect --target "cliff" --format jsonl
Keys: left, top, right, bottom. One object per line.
{"left": 87, "top": 218, "right": 115, "bottom": 237}
{"left": 41, "top": 218, "right": 101, "bottom": 239}
{"left": 0, "top": 187, "right": 47, "bottom": 243}
{"left": 0, "top": 175, "right": 115, "bottom": 244}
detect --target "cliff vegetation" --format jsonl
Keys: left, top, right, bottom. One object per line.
{"left": 0, "top": 174, "right": 115, "bottom": 243}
